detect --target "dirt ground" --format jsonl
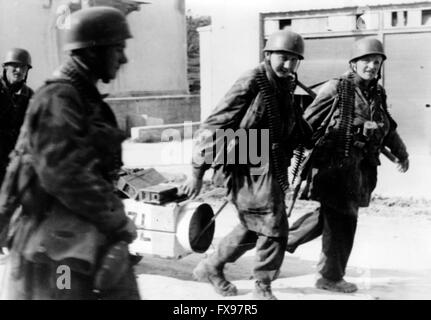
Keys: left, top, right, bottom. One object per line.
{"left": 134, "top": 185, "right": 431, "bottom": 300}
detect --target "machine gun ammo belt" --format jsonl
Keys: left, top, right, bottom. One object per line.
{"left": 255, "top": 69, "right": 289, "bottom": 193}
{"left": 335, "top": 73, "right": 356, "bottom": 158}
{"left": 291, "top": 146, "right": 305, "bottom": 185}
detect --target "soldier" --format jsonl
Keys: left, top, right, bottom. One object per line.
{"left": 180, "top": 30, "right": 312, "bottom": 300}
{"left": 286, "top": 38, "right": 409, "bottom": 293}
{"left": 0, "top": 48, "right": 33, "bottom": 183}
{"left": 0, "top": 48, "right": 33, "bottom": 255}
{"left": 0, "top": 7, "right": 139, "bottom": 300}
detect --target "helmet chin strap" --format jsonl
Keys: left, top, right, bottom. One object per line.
{"left": 91, "top": 47, "right": 114, "bottom": 84}
{"left": 72, "top": 50, "right": 106, "bottom": 84}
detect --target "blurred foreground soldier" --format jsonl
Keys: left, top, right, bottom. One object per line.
{"left": 286, "top": 38, "right": 409, "bottom": 293}
{"left": 0, "top": 48, "right": 33, "bottom": 183}
{"left": 180, "top": 30, "right": 312, "bottom": 300}
{"left": 0, "top": 7, "right": 140, "bottom": 300}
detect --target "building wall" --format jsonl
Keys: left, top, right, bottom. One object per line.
{"left": 107, "top": 94, "right": 200, "bottom": 134}
{"left": 107, "top": 0, "right": 189, "bottom": 96}
{"left": 384, "top": 32, "right": 431, "bottom": 154}
{"left": 0, "top": 0, "right": 189, "bottom": 96}
{"left": 199, "top": 0, "right": 425, "bottom": 117}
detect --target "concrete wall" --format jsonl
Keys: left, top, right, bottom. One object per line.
{"left": 107, "top": 0, "right": 189, "bottom": 96}
{"left": 0, "top": 0, "right": 189, "bottom": 96}
{"left": 107, "top": 94, "right": 200, "bottom": 134}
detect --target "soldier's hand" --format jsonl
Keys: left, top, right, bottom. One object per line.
{"left": 114, "top": 217, "right": 137, "bottom": 243}
{"left": 178, "top": 176, "right": 203, "bottom": 199}
{"left": 397, "top": 158, "right": 409, "bottom": 173}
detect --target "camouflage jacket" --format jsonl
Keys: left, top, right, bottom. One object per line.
{"left": 304, "top": 71, "right": 409, "bottom": 208}
{"left": 192, "top": 61, "right": 310, "bottom": 237}
{"left": 6, "top": 57, "right": 131, "bottom": 271}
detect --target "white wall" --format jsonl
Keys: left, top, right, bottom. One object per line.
{"left": 0, "top": 0, "right": 189, "bottom": 96}
{"left": 109, "top": 0, "right": 189, "bottom": 95}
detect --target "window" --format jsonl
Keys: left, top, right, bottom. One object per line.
{"left": 391, "top": 11, "right": 398, "bottom": 26}
{"left": 356, "top": 14, "right": 366, "bottom": 30}
{"left": 391, "top": 11, "right": 408, "bottom": 26}
{"left": 422, "top": 9, "right": 431, "bottom": 25}
{"left": 279, "top": 19, "right": 292, "bottom": 29}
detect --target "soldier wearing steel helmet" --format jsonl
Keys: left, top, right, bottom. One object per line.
{"left": 180, "top": 30, "right": 312, "bottom": 300}
{"left": 0, "top": 48, "right": 33, "bottom": 183}
{"left": 0, "top": 7, "right": 139, "bottom": 299}
{"left": 286, "top": 38, "right": 409, "bottom": 293}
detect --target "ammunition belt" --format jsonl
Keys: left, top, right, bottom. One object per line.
{"left": 255, "top": 68, "right": 289, "bottom": 193}
{"left": 335, "top": 73, "right": 356, "bottom": 158}
{"left": 291, "top": 146, "right": 305, "bottom": 185}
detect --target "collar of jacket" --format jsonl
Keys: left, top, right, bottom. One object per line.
{"left": 0, "top": 76, "right": 31, "bottom": 97}
{"left": 53, "top": 56, "right": 102, "bottom": 103}
{"left": 344, "top": 70, "right": 384, "bottom": 107}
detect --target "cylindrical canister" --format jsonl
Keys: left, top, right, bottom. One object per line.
{"left": 175, "top": 201, "right": 215, "bottom": 254}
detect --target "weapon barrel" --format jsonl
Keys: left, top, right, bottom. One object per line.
{"left": 286, "top": 182, "right": 301, "bottom": 218}
{"left": 381, "top": 147, "right": 398, "bottom": 163}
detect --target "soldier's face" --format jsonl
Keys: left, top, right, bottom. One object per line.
{"left": 4, "top": 63, "right": 28, "bottom": 84}
{"left": 269, "top": 51, "right": 300, "bottom": 78}
{"left": 99, "top": 41, "right": 128, "bottom": 83}
{"left": 352, "top": 54, "right": 383, "bottom": 81}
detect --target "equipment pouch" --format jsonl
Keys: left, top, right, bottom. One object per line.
{"left": 93, "top": 241, "right": 130, "bottom": 293}
{"left": 22, "top": 208, "right": 106, "bottom": 275}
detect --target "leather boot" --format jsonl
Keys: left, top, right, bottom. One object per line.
{"left": 253, "top": 280, "right": 277, "bottom": 300}
{"left": 315, "top": 277, "right": 358, "bottom": 293}
{"left": 192, "top": 259, "right": 238, "bottom": 296}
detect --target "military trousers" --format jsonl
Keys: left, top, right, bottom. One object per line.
{"left": 286, "top": 202, "right": 358, "bottom": 281}
{"left": 208, "top": 224, "right": 287, "bottom": 283}
{"left": 287, "top": 207, "right": 323, "bottom": 253}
